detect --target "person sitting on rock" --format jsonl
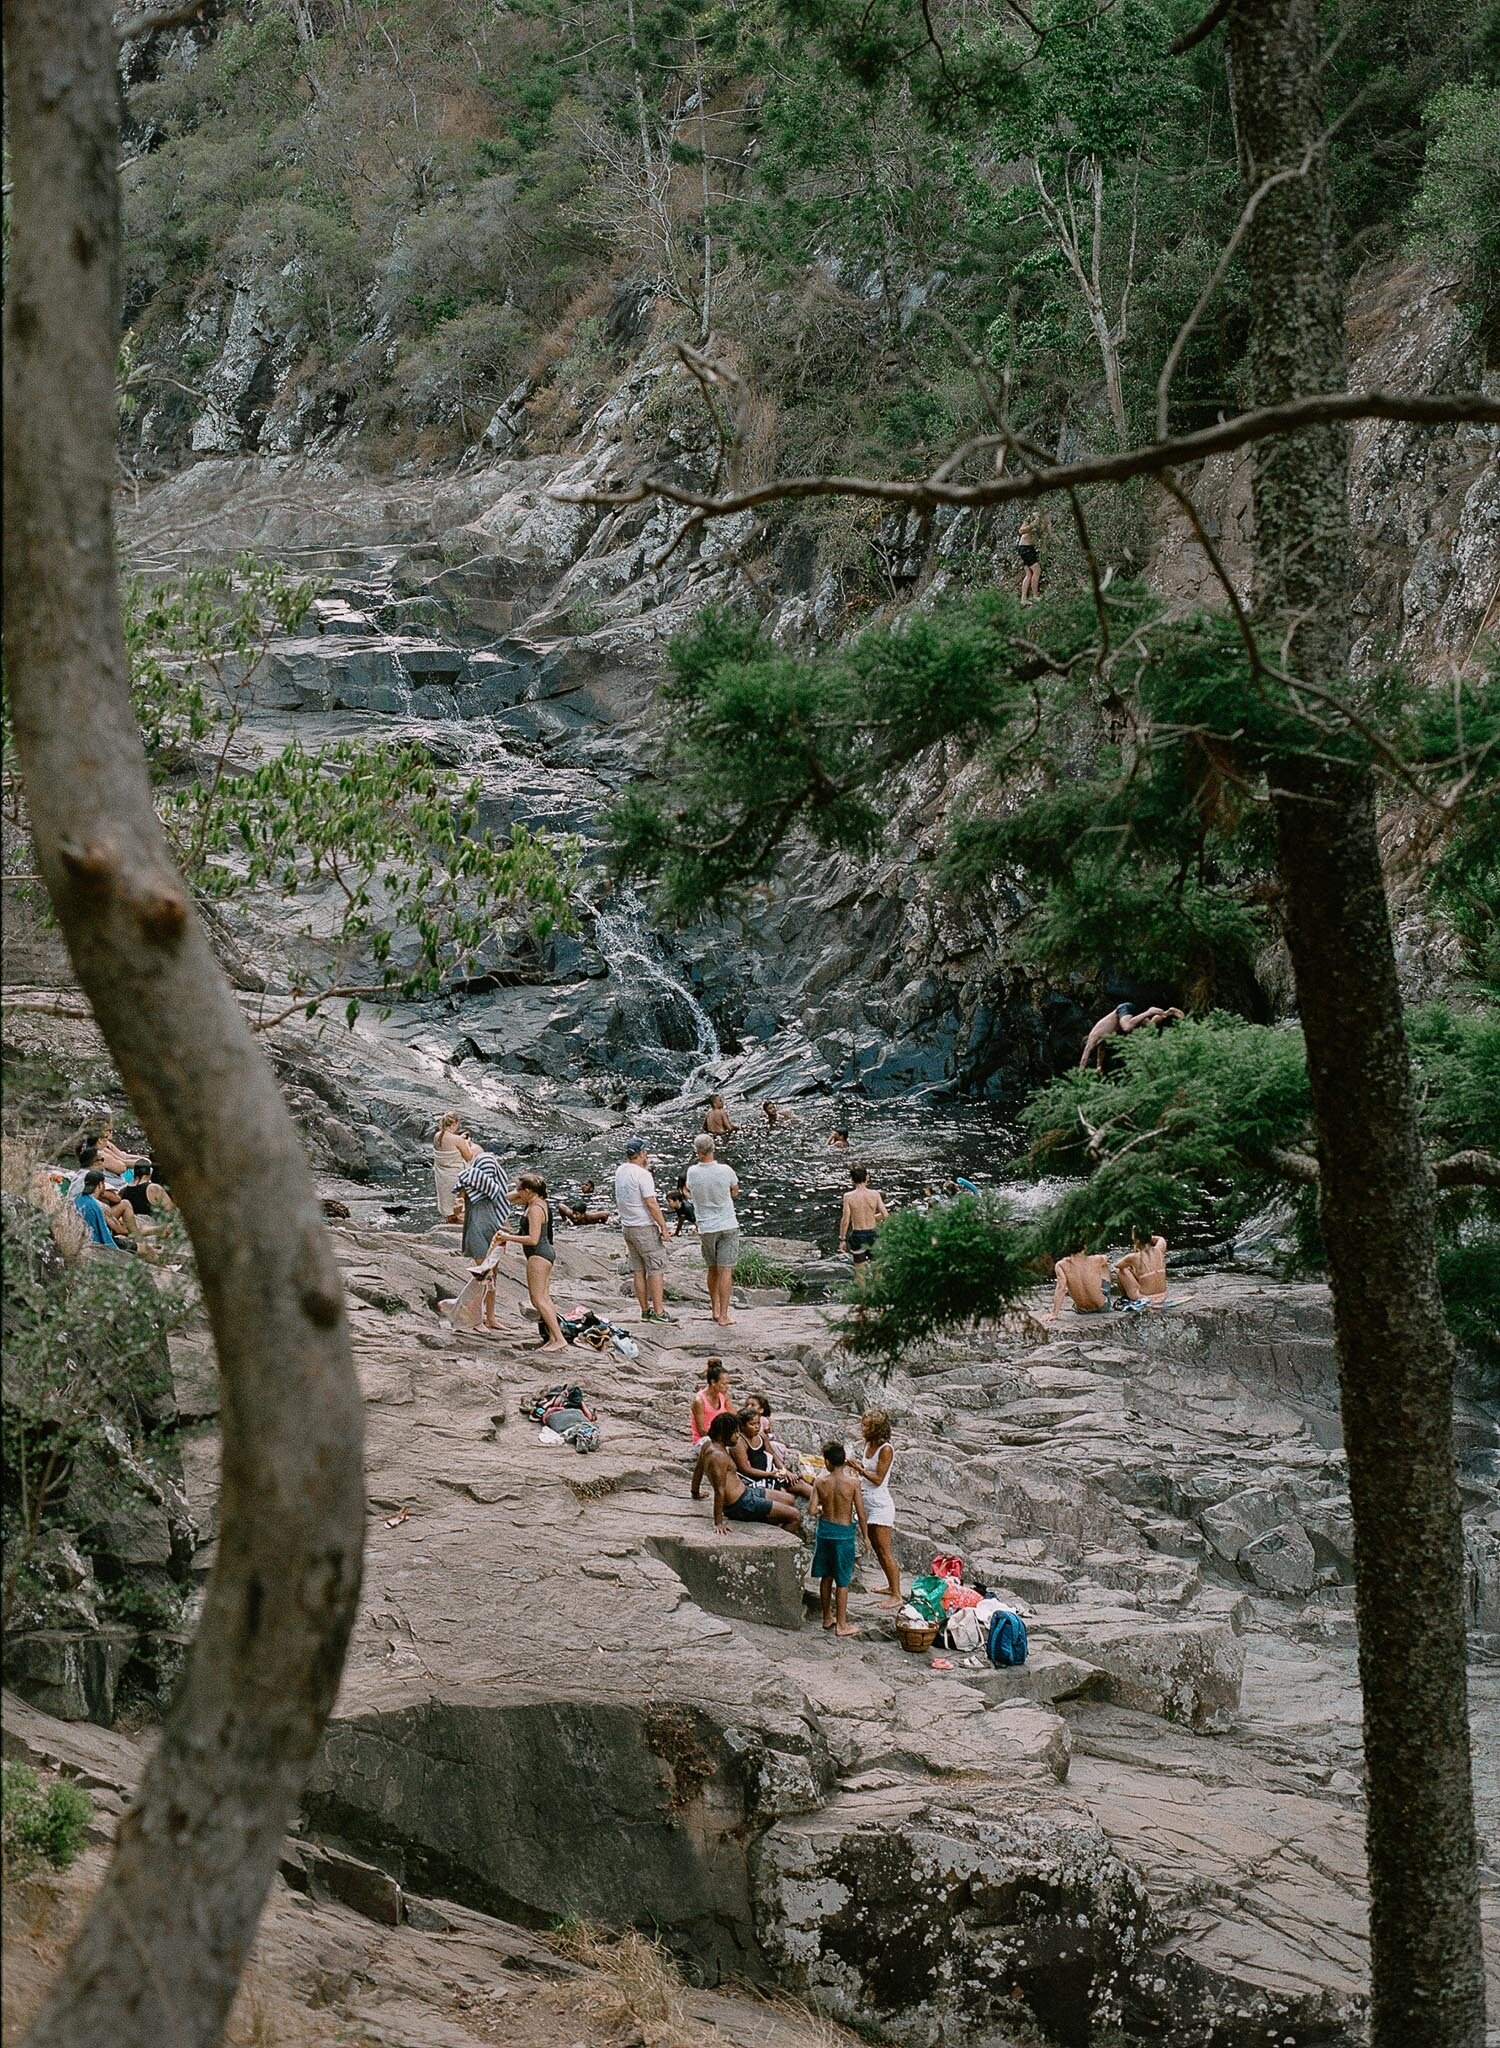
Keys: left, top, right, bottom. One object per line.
{"left": 1046, "top": 1243, "right": 1144, "bottom": 1319}
{"left": 811, "top": 1441, "right": 868, "bottom": 1637}
{"left": 74, "top": 1169, "right": 131, "bottom": 1251}
{"left": 1114, "top": 1228, "right": 1169, "bottom": 1306}
{"left": 558, "top": 1178, "right": 609, "bottom": 1225}
{"left": 91, "top": 1125, "right": 136, "bottom": 1178}
{"left": 690, "top": 1358, "right": 733, "bottom": 1444}
{"left": 749, "top": 1390, "right": 797, "bottom": 1473}
{"left": 694, "top": 1412, "right": 804, "bottom": 1534}
{"left": 737, "top": 1400, "right": 813, "bottom": 1501}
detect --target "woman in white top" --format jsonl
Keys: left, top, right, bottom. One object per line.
{"left": 433, "top": 1114, "right": 477, "bottom": 1222}
{"left": 854, "top": 1407, "right": 901, "bottom": 1605}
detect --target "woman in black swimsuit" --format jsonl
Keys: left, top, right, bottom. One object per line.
{"left": 1017, "top": 522, "right": 1041, "bottom": 604}
{"left": 499, "top": 1172, "right": 566, "bottom": 1351}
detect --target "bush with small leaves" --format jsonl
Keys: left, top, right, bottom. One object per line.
{"left": 1, "top": 1761, "right": 93, "bottom": 1880}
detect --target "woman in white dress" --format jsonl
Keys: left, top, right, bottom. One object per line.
{"left": 433, "top": 1114, "right": 476, "bottom": 1222}
{"left": 855, "top": 1407, "right": 901, "bottom": 1605}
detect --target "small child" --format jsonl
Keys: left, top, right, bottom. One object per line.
{"left": 811, "top": 1440, "right": 868, "bottom": 1638}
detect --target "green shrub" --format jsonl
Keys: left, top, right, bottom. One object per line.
{"left": 839, "top": 1197, "right": 1033, "bottom": 1358}
{"left": 733, "top": 1246, "right": 793, "bottom": 1290}
{"left": 1, "top": 1760, "right": 92, "bottom": 1879}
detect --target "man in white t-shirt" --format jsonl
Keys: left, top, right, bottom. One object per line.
{"left": 685, "top": 1134, "right": 741, "bottom": 1327}
{"left": 614, "top": 1138, "right": 672, "bottom": 1322}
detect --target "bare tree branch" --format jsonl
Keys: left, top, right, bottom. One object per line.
{"left": 558, "top": 389, "right": 1500, "bottom": 521}
{"left": 1171, "top": 0, "right": 1233, "bottom": 56}
{"left": 1433, "top": 1149, "right": 1500, "bottom": 1191}
{"left": 115, "top": 0, "right": 210, "bottom": 44}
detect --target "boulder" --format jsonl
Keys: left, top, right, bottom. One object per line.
{"left": 957, "top": 1646, "right": 1104, "bottom": 1708}
{"left": 2, "top": 1629, "right": 137, "bottom": 1724}
{"left": 647, "top": 1530, "right": 807, "bottom": 1632}
{"left": 1239, "top": 1521, "right": 1318, "bottom": 1597}
{"left": 1041, "top": 1611, "right": 1244, "bottom": 1731}
{"left": 1199, "top": 1486, "right": 1292, "bottom": 1561}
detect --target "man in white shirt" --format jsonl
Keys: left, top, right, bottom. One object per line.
{"left": 614, "top": 1139, "right": 672, "bottom": 1323}
{"left": 685, "top": 1134, "right": 741, "bottom": 1327}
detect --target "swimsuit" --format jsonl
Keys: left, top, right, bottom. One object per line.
{"left": 522, "top": 1201, "right": 555, "bottom": 1266}
{"left": 691, "top": 1387, "right": 731, "bottom": 1444}
{"left": 1017, "top": 543, "right": 1039, "bottom": 565}
{"left": 812, "top": 1519, "right": 857, "bottom": 1587}
{"left": 847, "top": 1227, "right": 877, "bottom": 1261}
{"left": 725, "top": 1486, "right": 772, "bottom": 1523}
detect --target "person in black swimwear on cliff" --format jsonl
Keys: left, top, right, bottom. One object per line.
{"left": 1017, "top": 522, "right": 1041, "bottom": 604}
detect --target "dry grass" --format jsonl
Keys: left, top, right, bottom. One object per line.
{"left": 549, "top": 1919, "right": 691, "bottom": 2046}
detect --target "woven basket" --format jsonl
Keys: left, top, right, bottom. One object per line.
{"left": 896, "top": 1618, "right": 940, "bottom": 1653}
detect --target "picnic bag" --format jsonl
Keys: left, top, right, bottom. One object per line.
{"left": 942, "top": 1606, "right": 985, "bottom": 1655}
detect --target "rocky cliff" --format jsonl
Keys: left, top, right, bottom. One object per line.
{"left": 7, "top": 1196, "right": 1497, "bottom": 2044}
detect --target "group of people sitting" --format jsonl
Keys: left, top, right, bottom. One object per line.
{"left": 689, "top": 1361, "right": 903, "bottom": 1637}
{"left": 41, "top": 1128, "right": 174, "bottom": 1252}
{"left": 1046, "top": 1230, "right": 1169, "bottom": 1319}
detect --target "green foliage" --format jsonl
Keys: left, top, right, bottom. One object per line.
{"left": 1410, "top": 83, "right": 1500, "bottom": 351}
{"left": 1, "top": 1193, "right": 184, "bottom": 1630}
{"left": 732, "top": 1246, "right": 793, "bottom": 1289}
{"left": 1, "top": 1761, "right": 92, "bottom": 1880}
{"left": 840, "top": 1195, "right": 1033, "bottom": 1358}
{"left": 124, "top": 558, "right": 577, "bottom": 1015}
{"left": 1018, "top": 1010, "right": 1499, "bottom": 1350}
{"left": 1021, "top": 1017, "right": 1316, "bottom": 1253}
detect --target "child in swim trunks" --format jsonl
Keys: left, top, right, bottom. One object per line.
{"left": 811, "top": 1441, "right": 868, "bottom": 1638}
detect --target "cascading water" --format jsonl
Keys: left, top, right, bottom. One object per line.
{"left": 591, "top": 890, "right": 720, "bottom": 1096}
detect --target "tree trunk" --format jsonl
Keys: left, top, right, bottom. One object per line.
{"left": 1227, "top": 4, "right": 1485, "bottom": 2044}
{"left": 4, "top": 6, "right": 366, "bottom": 2046}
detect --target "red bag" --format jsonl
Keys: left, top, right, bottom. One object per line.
{"left": 930, "top": 1552, "right": 964, "bottom": 1580}
{"left": 942, "top": 1584, "right": 982, "bottom": 1612}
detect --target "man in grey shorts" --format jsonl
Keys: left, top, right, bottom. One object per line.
{"left": 686, "top": 1134, "right": 741, "bottom": 1327}
{"left": 614, "top": 1138, "right": 672, "bottom": 1323}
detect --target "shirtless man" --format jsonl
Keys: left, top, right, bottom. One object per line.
{"left": 1046, "top": 1245, "right": 1143, "bottom": 1319}
{"left": 811, "top": 1442, "right": 868, "bottom": 1637}
{"left": 838, "top": 1166, "right": 888, "bottom": 1271}
{"left": 1115, "top": 1229, "right": 1168, "bottom": 1305}
{"left": 1079, "top": 1002, "right": 1187, "bottom": 1070}
{"left": 703, "top": 1094, "right": 737, "bottom": 1137}
{"left": 693, "top": 1412, "right": 803, "bottom": 1534}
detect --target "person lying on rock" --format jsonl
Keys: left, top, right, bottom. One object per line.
{"left": 694, "top": 1412, "right": 804, "bottom": 1535}
{"left": 558, "top": 1179, "right": 609, "bottom": 1225}
{"left": 1113, "top": 1228, "right": 1169, "bottom": 1306}
{"left": 812, "top": 1442, "right": 868, "bottom": 1638}
{"left": 737, "top": 1401, "right": 813, "bottom": 1500}
{"left": 1046, "top": 1244, "right": 1144, "bottom": 1319}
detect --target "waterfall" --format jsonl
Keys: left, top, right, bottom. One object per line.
{"left": 592, "top": 890, "right": 720, "bottom": 1087}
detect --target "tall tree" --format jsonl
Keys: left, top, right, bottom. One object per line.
{"left": 4, "top": 4, "right": 366, "bottom": 2044}
{"left": 1225, "top": 1, "right": 1483, "bottom": 2037}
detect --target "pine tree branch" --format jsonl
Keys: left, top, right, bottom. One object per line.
{"left": 559, "top": 390, "right": 1500, "bottom": 521}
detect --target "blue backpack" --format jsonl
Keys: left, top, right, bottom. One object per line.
{"left": 987, "top": 1608, "right": 1028, "bottom": 1668}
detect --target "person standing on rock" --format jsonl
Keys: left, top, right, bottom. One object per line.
{"left": 853, "top": 1409, "right": 902, "bottom": 1606}
{"left": 686, "top": 1134, "right": 741, "bottom": 1327}
{"left": 1016, "top": 522, "right": 1041, "bottom": 604}
{"left": 496, "top": 1172, "right": 566, "bottom": 1352}
{"left": 433, "top": 1114, "right": 477, "bottom": 1223}
{"left": 838, "top": 1165, "right": 888, "bottom": 1276}
{"left": 457, "top": 1148, "right": 512, "bottom": 1262}
{"left": 615, "top": 1138, "right": 672, "bottom": 1324}
{"left": 811, "top": 1441, "right": 868, "bottom": 1637}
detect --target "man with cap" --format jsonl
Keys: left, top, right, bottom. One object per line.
{"left": 614, "top": 1138, "right": 672, "bottom": 1323}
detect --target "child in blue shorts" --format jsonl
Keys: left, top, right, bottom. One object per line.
{"left": 812, "top": 1441, "right": 868, "bottom": 1638}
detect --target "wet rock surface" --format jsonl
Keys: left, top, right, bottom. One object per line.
{"left": 28, "top": 1212, "right": 1489, "bottom": 2045}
